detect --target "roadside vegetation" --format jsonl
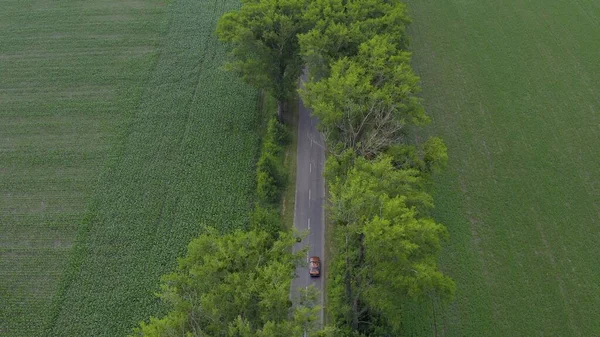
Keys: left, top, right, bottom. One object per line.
{"left": 252, "top": 116, "right": 290, "bottom": 237}
{"left": 216, "top": 0, "right": 308, "bottom": 123}
{"left": 299, "top": 1, "right": 453, "bottom": 335}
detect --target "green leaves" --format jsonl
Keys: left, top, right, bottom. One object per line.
{"left": 301, "top": 35, "right": 428, "bottom": 158}
{"left": 131, "top": 229, "right": 317, "bottom": 337}
{"left": 328, "top": 154, "right": 432, "bottom": 223}
{"left": 256, "top": 117, "right": 288, "bottom": 208}
{"left": 423, "top": 136, "right": 449, "bottom": 173}
{"left": 250, "top": 204, "right": 280, "bottom": 238}
{"left": 386, "top": 137, "right": 449, "bottom": 175}
{"left": 299, "top": 0, "right": 427, "bottom": 158}
{"left": 217, "top": 0, "right": 309, "bottom": 121}
{"left": 326, "top": 153, "right": 454, "bottom": 335}
{"left": 362, "top": 200, "right": 454, "bottom": 321}
{"left": 300, "top": 0, "right": 411, "bottom": 79}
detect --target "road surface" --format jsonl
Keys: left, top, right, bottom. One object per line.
{"left": 292, "top": 73, "right": 326, "bottom": 325}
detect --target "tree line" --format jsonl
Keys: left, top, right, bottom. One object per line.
{"left": 132, "top": 0, "right": 454, "bottom": 336}
{"left": 298, "top": 1, "right": 455, "bottom": 335}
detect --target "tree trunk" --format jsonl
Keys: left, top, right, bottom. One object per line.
{"left": 352, "top": 297, "right": 360, "bottom": 331}
{"left": 277, "top": 99, "right": 285, "bottom": 124}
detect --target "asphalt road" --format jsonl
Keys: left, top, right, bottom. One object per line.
{"left": 292, "top": 73, "right": 326, "bottom": 325}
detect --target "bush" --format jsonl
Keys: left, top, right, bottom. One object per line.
{"left": 386, "top": 144, "right": 421, "bottom": 171}
{"left": 250, "top": 204, "right": 280, "bottom": 237}
{"left": 261, "top": 118, "right": 290, "bottom": 156}
{"left": 423, "top": 136, "right": 448, "bottom": 173}
{"left": 262, "top": 137, "right": 281, "bottom": 158}
{"left": 255, "top": 117, "right": 289, "bottom": 206}
{"left": 268, "top": 117, "right": 290, "bottom": 146}
{"left": 385, "top": 137, "right": 448, "bottom": 175}
{"left": 257, "top": 170, "right": 279, "bottom": 204}
{"left": 257, "top": 151, "right": 286, "bottom": 188}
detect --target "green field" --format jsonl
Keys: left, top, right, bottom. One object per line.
{"left": 0, "top": 0, "right": 260, "bottom": 336}
{"left": 404, "top": 0, "right": 600, "bottom": 335}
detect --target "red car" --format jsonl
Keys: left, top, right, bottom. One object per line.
{"left": 309, "top": 256, "right": 321, "bottom": 277}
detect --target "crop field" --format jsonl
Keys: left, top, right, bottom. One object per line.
{"left": 0, "top": 0, "right": 167, "bottom": 334}
{"left": 1, "top": 0, "right": 260, "bottom": 336}
{"left": 404, "top": 0, "right": 600, "bottom": 335}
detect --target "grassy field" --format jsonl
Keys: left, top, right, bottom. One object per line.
{"left": 403, "top": 0, "right": 600, "bottom": 335}
{"left": 1, "top": 0, "right": 261, "bottom": 336}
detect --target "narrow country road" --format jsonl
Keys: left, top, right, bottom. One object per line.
{"left": 292, "top": 73, "right": 326, "bottom": 325}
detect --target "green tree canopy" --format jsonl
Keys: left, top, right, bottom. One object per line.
{"left": 131, "top": 229, "right": 321, "bottom": 337}
{"left": 326, "top": 154, "right": 454, "bottom": 335}
{"left": 301, "top": 35, "right": 429, "bottom": 158}
{"left": 328, "top": 152, "right": 433, "bottom": 224}
{"left": 300, "top": 0, "right": 411, "bottom": 79}
{"left": 361, "top": 199, "right": 455, "bottom": 332}
{"left": 217, "top": 0, "right": 309, "bottom": 122}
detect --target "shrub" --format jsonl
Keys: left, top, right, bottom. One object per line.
{"left": 268, "top": 117, "right": 291, "bottom": 146}
{"left": 255, "top": 116, "right": 289, "bottom": 206}
{"left": 257, "top": 151, "right": 286, "bottom": 188}
{"left": 250, "top": 203, "right": 280, "bottom": 237}
{"left": 256, "top": 170, "right": 279, "bottom": 204}
{"left": 423, "top": 136, "right": 448, "bottom": 173}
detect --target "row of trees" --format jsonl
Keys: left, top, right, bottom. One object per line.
{"left": 323, "top": 152, "right": 454, "bottom": 335}
{"left": 298, "top": 1, "right": 455, "bottom": 335}
{"left": 133, "top": 0, "right": 454, "bottom": 335}
{"left": 131, "top": 229, "right": 322, "bottom": 336}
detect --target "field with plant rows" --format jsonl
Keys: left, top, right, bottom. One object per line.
{"left": 1, "top": 0, "right": 261, "bottom": 336}
{"left": 0, "top": 0, "right": 167, "bottom": 334}
{"left": 403, "top": 0, "right": 600, "bottom": 335}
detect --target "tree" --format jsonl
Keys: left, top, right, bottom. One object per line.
{"left": 300, "top": 0, "right": 411, "bottom": 80}
{"left": 301, "top": 35, "right": 429, "bottom": 158}
{"left": 131, "top": 229, "right": 321, "bottom": 337}
{"left": 217, "top": 0, "right": 309, "bottom": 123}
{"left": 326, "top": 154, "right": 454, "bottom": 335}
{"left": 361, "top": 199, "right": 455, "bottom": 333}
{"left": 328, "top": 152, "right": 433, "bottom": 224}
